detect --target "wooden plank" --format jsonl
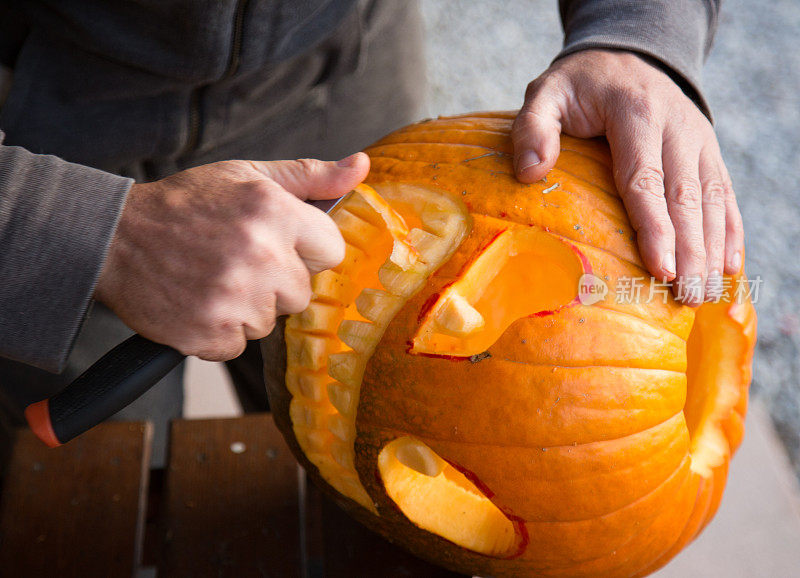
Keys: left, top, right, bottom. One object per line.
{"left": 313, "top": 482, "right": 468, "bottom": 578}
{"left": 158, "top": 413, "right": 301, "bottom": 577}
{"left": 0, "top": 421, "right": 152, "bottom": 577}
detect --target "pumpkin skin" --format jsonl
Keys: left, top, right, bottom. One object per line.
{"left": 262, "top": 112, "right": 757, "bottom": 577}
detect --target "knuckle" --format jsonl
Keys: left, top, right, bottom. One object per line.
{"left": 627, "top": 167, "right": 665, "bottom": 198}
{"left": 524, "top": 76, "right": 549, "bottom": 102}
{"left": 283, "top": 271, "right": 312, "bottom": 314}
{"left": 262, "top": 315, "right": 277, "bottom": 337}
{"left": 236, "top": 179, "right": 278, "bottom": 218}
{"left": 668, "top": 180, "right": 703, "bottom": 211}
{"left": 294, "top": 158, "right": 322, "bottom": 179}
{"left": 702, "top": 179, "right": 727, "bottom": 209}
{"left": 682, "top": 245, "right": 707, "bottom": 270}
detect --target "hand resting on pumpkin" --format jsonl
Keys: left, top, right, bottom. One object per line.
{"left": 512, "top": 49, "right": 743, "bottom": 307}
{"left": 94, "top": 153, "right": 369, "bottom": 361}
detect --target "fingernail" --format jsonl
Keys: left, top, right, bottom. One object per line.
{"left": 706, "top": 270, "right": 723, "bottom": 300}
{"left": 662, "top": 251, "right": 676, "bottom": 277}
{"left": 517, "top": 150, "right": 541, "bottom": 173}
{"left": 336, "top": 153, "right": 359, "bottom": 168}
{"left": 730, "top": 251, "right": 742, "bottom": 273}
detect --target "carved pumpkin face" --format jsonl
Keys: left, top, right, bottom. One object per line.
{"left": 263, "top": 112, "right": 757, "bottom": 577}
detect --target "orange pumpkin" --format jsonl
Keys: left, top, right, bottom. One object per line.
{"left": 262, "top": 112, "right": 757, "bottom": 577}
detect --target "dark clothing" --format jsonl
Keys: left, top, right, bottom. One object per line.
{"left": 558, "top": 0, "right": 720, "bottom": 117}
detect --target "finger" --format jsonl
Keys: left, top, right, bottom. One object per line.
{"left": 720, "top": 164, "right": 744, "bottom": 274}
{"left": 662, "top": 128, "right": 705, "bottom": 306}
{"left": 291, "top": 196, "right": 346, "bottom": 273}
{"left": 606, "top": 109, "right": 676, "bottom": 282}
{"left": 249, "top": 152, "right": 370, "bottom": 201}
{"left": 189, "top": 327, "right": 248, "bottom": 362}
{"left": 512, "top": 78, "right": 564, "bottom": 183}
{"left": 275, "top": 253, "right": 312, "bottom": 316}
{"left": 699, "top": 144, "right": 728, "bottom": 300}
{"left": 243, "top": 292, "right": 277, "bottom": 340}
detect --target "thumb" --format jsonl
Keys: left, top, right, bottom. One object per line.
{"left": 249, "top": 152, "right": 370, "bottom": 200}
{"left": 512, "top": 80, "right": 564, "bottom": 183}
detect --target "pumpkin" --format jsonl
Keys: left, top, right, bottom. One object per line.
{"left": 262, "top": 112, "right": 757, "bottom": 577}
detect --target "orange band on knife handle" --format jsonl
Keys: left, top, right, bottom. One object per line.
{"left": 25, "top": 399, "right": 62, "bottom": 448}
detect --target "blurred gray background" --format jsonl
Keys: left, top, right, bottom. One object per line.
{"left": 421, "top": 0, "right": 800, "bottom": 483}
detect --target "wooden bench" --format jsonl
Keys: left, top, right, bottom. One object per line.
{"left": 0, "top": 414, "right": 466, "bottom": 577}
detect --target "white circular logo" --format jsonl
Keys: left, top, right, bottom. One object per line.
{"left": 578, "top": 273, "right": 609, "bottom": 305}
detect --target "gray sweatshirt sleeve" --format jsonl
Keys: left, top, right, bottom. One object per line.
{"left": 558, "top": 0, "right": 721, "bottom": 118}
{"left": 0, "top": 131, "right": 131, "bottom": 372}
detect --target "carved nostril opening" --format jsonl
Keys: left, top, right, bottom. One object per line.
{"left": 394, "top": 438, "right": 444, "bottom": 477}
{"left": 378, "top": 437, "right": 518, "bottom": 557}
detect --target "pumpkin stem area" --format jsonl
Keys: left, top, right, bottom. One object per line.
{"left": 683, "top": 299, "right": 750, "bottom": 478}
{"left": 378, "top": 437, "right": 518, "bottom": 557}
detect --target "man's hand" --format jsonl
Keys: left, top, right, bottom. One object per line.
{"left": 512, "top": 49, "right": 743, "bottom": 306}
{"left": 95, "top": 153, "right": 370, "bottom": 360}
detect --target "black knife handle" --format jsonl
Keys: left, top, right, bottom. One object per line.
{"left": 25, "top": 334, "right": 186, "bottom": 447}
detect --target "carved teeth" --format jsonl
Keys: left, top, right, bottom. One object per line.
{"left": 286, "top": 301, "right": 343, "bottom": 334}
{"left": 331, "top": 440, "right": 355, "bottom": 470}
{"left": 421, "top": 205, "right": 456, "bottom": 236}
{"left": 294, "top": 426, "right": 334, "bottom": 453}
{"left": 435, "top": 292, "right": 485, "bottom": 336}
{"left": 284, "top": 330, "right": 336, "bottom": 371}
{"left": 338, "top": 191, "right": 386, "bottom": 227}
{"left": 328, "top": 351, "right": 365, "bottom": 389}
{"left": 335, "top": 209, "right": 382, "bottom": 250}
{"left": 355, "top": 288, "right": 404, "bottom": 323}
{"left": 327, "top": 381, "right": 358, "bottom": 417}
{"left": 405, "top": 228, "right": 442, "bottom": 264}
{"left": 286, "top": 369, "right": 330, "bottom": 403}
{"left": 328, "top": 413, "right": 356, "bottom": 441}
{"left": 351, "top": 183, "right": 410, "bottom": 240}
{"left": 290, "top": 398, "right": 337, "bottom": 430}
{"left": 337, "top": 319, "right": 381, "bottom": 353}
{"left": 311, "top": 270, "right": 359, "bottom": 306}
{"left": 332, "top": 243, "right": 367, "bottom": 275}
{"left": 378, "top": 263, "right": 426, "bottom": 296}
{"left": 389, "top": 240, "right": 420, "bottom": 270}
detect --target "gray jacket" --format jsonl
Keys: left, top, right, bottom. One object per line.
{"left": 0, "top": 0, "right": 721, "bottom": 372}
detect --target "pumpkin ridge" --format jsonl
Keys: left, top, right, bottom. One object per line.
{"left": 492, "top": 359, "right": 687, "bottom": 373}
{"left": 359, "top": 410, "right": 688, "bottom": 453}
{"left": 590, "top": 304, "right": 687, "bottom": 342}
{"left": 380, "top": 123, "right": 612, "bottom": 165}
{"left": 369, "top": 145, "right": 618, "bottom": 200}
{"left": 525, "top": 455, "right": 692, "bottom": 529}
{"left": 530, "top": 463, "right": 693, "bottom": 576}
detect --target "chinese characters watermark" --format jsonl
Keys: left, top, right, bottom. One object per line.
{"left": 578, "top": 273, "right": 762, "bottom": 305}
